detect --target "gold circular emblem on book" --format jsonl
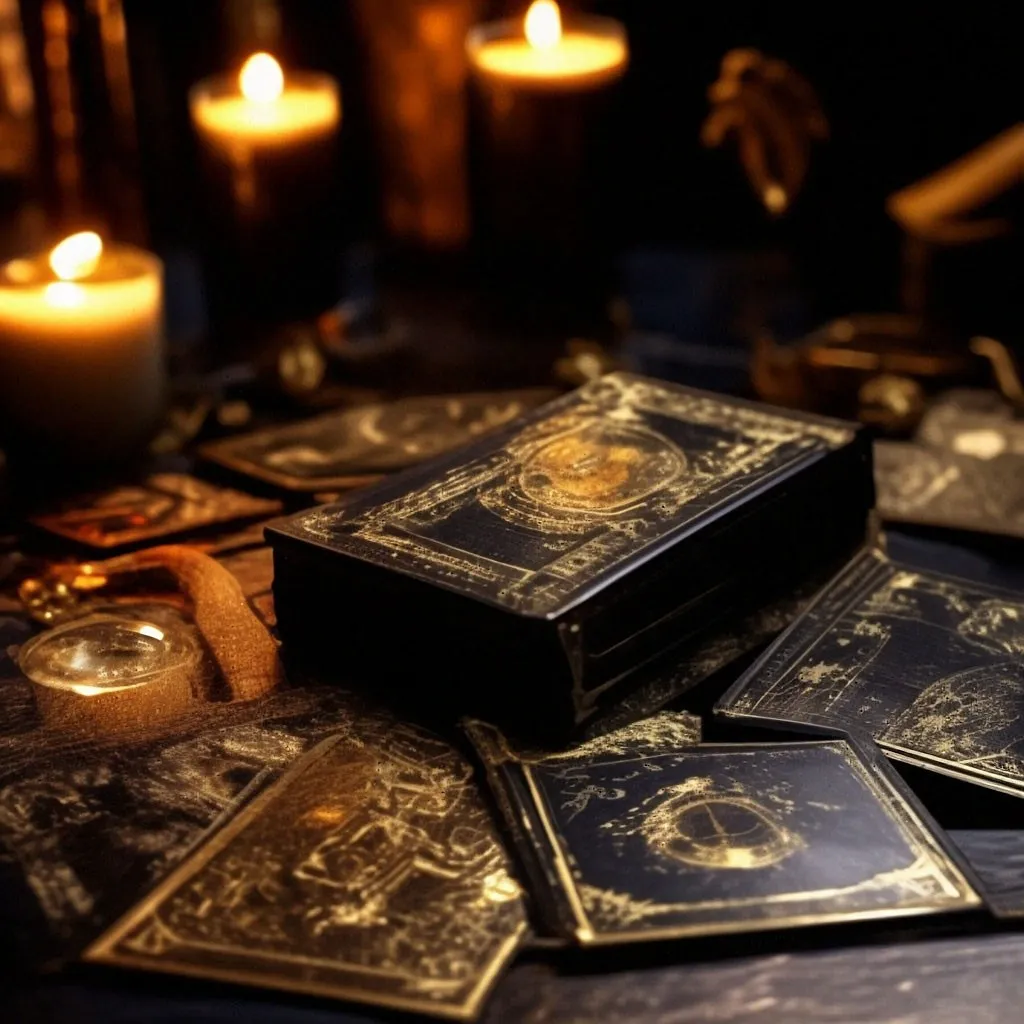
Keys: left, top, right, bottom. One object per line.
{"left": 519, "top": 423, "right": 684, "bottom": 513}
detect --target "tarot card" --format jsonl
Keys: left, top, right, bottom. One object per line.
{"left": 88, "top": 728, "right": 527, "bottom": 1020}
{"left": 915, "top": 389, "right": 1024, "bottom": 454}
{"left": 467, "top": 718, "right": 979, "bottom": 944}
{"left": 201, "top": 389, "right": 556, "bottom": 492}
{"left": 718, "top": 547, "right": 1024, "bottom": 798}
{"left": 0, "top": 658, "right": 384, "bottom": 957}
{"left": 875, "top": 441, "right": 1024, "bottom": 539}
{"left": 31, "top": 474, "right": 281, "bottom": 549}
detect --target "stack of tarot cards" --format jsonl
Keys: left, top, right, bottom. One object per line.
{"left": 267, "top": 373, "right": 875, "bottom": 740}
{"left": 61, "top": 375, "right": 1022, "bottom": 1022}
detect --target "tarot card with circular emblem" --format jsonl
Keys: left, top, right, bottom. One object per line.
{"left": 465, "top": 718, "right": 980, "bottom": 944}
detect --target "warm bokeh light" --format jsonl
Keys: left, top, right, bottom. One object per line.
{"left": 49, "top": 231, "right": 103, "bottom": 281}
{"left": 525, "top": 0, "right": 562, "bottom": 50}
{"left": 240, "top": 52, "right": 284, "bottom": 103}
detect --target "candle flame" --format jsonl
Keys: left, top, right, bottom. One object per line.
{"left": 525, "top": 0, "right": 561, "bottom": 50}
{"left": 44, "top": 282, "right": 86, "bottom": 308}
{"left": 240, "top": 52, "right": 284, "bottom": 103}
{"left": 49, "top": 231, "right": 103, "bottom": 281}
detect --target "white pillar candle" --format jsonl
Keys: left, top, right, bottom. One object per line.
{"left": 0, "top": 231, "right": 165, "bottom": 463}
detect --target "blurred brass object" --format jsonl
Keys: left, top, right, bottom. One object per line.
{"left": 19, "top": 569, "right": 94, "bottom": 625}
{"left": 888, "top": 124, "right": 1023, "bottom": 247}
{"left": 858, "top": 375, "right": 926, "bottom": 434}
{"left": 216, "top": 400, "right": 252, "bottom": 429}
{"left": 753, "top": 316, "right": 1024, "bottom": 432}
{"left": 702, "top": 48, "right": 828, "bottom": 216}
{"left": 274, "top": 325, "right": 327, "bottom": 398}
{"left": 0, "top": 0, "right": 35, "bottom": 179}
{"left": 554, "top": 338, "right": 623, "bottom": 387}
{"left": 971, "top": 336, "right": 1024, "bottom": 412}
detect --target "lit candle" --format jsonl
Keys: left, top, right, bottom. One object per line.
{"left": 467, "top": 0, "right": 628, "bottom": 90}
{"left": 466, "top": 2, "right": 629, "bottom": 335}
{"left": 190, "top": 52, "right": 340, "bottom": 154}
{"left": 189, "top": 53, "right": 343, "bottom": 347}
{"left": 0, "top": 231, "right": 165, "bottom": 465}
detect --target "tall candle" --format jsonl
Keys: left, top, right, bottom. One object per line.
{"left": 466, "top": 2, "right": 629, "bottom": 335}
{"left": 0, "top": 231, "right": 165, "bottom": 466}
{"left": 189, "top": 53, "right": 343, "bottom": 348}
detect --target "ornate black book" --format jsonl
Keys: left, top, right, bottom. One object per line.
{"left": 718, "top": 547, "right": 1024, "bottom": 798}
{"left": 267, "top": 374, "right": 873, "bottom": 739}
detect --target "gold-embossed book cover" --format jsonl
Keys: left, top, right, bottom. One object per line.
{"left": 87, "top": 727, "right": 527, "bottom": 1020}
{"left": 466, "top": 719, "right": 980, "bottom": 944}
{"left": 268, "top": 374, "right": 872, "bottom": 737}
{"left": 718, "top": 548, "right": 1024, "bottom": 797}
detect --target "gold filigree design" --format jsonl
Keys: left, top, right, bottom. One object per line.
{"left": 283, "top": 374, "right": 854, "bottom": 620}
{"left": 640, "top": 783, "right": 804, "bottom": 870}
{"left": 723, "top": 549, "right": 1024, "bottom": 796}
{"left": 471, "top": 717, "right": 979, "bottom": 945}
{"left": 517, "top": 423, "right": 685, "bottom": 513}
{"left": 87, "top": 728, "right": 527, "bottom": 1020}
{"left": 465, "top": 712, "right": 702, "bottom": 768}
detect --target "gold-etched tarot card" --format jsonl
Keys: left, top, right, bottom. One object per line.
{"left": 88, "top": 727, "right": 527, "bottom": 1020}
{"left": 467, "top": 719, "right": 979, "bottom": 945}
{"left": 202, "top": 389, "right": 555, "bottom": 492}
{"left": 719, "top": 547, "right": 1024, "bottom": 798}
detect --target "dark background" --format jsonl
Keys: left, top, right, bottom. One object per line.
{"left": 8, "top": 1, "right": 1023, "bottom": 343}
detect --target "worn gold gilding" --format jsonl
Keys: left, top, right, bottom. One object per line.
{"left": 468, "top": 718, "right": 979, "bottom": 944}
{"left": 720, "top": 548, "right": 1024, "bottom": 797}
{"left": 88, "top": 728, "right": 527, "bottom": 1020}
{"left": 290, "top": 375, "right": 853, "bottom": 618}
